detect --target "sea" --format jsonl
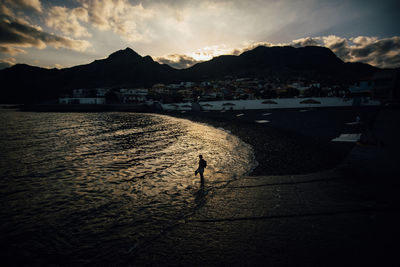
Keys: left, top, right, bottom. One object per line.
{"left": 0, "top": 108, "right": 256, "bottom": 264}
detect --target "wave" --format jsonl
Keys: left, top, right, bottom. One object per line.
{"left": 0, "top": 110, "right": 257, "bottom": 263}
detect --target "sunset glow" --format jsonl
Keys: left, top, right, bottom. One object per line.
{"left": 0, "top": 0, "right": 399, "bottom": 70}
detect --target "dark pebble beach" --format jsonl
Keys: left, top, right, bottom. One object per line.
{"left": 164, "top": 106, "right": 380, "bottom": 175}
{"left": 128, "top": 105, "right": 400, "bottom": 267}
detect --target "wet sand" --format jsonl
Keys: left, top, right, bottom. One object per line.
{"left": 165, "top": 106, "right": 380, "bottom": 175}
{"left": 126, "top": 106, "right": 400, "bottom": 267}
{"left": 4, "top": 106, "right": 395, "bottom": 266}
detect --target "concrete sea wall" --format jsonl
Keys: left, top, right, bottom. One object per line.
{"left": 160, "top": 97, "right": 380, "bottom": 111}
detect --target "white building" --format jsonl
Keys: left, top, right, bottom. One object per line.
{"left": 72, "top": 88, "right": 86, "bottom": 98}
{"left": 119, "top": 88, "right": 149, "bottom": 103}
{"left": 95, "top": 88, "right": 110, "bottom": 97}
{"left": 182, "top": 81, "right": 195, "bottom": 88}
{"left": 288, "top": 82, "right": 310, "bottom": 94}
{"left": 349, "top": 81, "right": 373, "bottom": 94}
{"left": 59, "top": 97, "right": 106, "bottom": 104}
{"left": 168, "top": 84, "right": 181, "bottom": 89}
{"left": 151, "top": 84, "right": 169, "bottom": 94}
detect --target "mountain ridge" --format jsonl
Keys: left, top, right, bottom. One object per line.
{"left": 0, "top": 45, "right": 381, "bottom": 103}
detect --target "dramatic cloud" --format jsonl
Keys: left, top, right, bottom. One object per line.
{"left": 0, "top": 0, "right": 399, "bottom": 70}
{"left": 45, "top": 6, "right": 91, "bottom": 38}
{"left": 78, "top": 0, "right": 153, "bottom": 42}
{"left": 235, "top": 41, "right": 276, "bottom": 54}
{"left": 0, "top": 46, "right": 26, "bottom": 55}
{"left": 192, "top": 44, "right": 244, "bottom": 60}
{"left": 155, "top": 54, "right": 200, "bottom": 69}
{"left": 54, "top": 63, "right": 64, "bottom": 69}
{"left": 155, "top": 44, "right": 251, "bottom": 68}
{"left": 349, "top": 36, "right": 400, "bottom": 68}
{"left": 0, "top": 17, "right": 92, "bottom": 53}
{"left": 321, "top": 36, "right": 350, "bottom": 60}
{"left": 289, "top": 35, "right": 400, "bottom": 68}
{"left": 2, "top": 0, "right": 42, "bottom": 13}
{"left": 155, "top": 42, "right": 274, "bottom": 69}
{"left": 154, "top": 36, "right": 400, "bottom": 69}
{"left": 291, "top": 36, "right": 351, "bottom": 60}
{"left": 291, "top": 37, "right": 320, "bottom": 47}
{"left": 0, "top": 56, "right": 16, "bottom": 69}
{"left": 0, "top": 4, "right": 14, "bottom": 17}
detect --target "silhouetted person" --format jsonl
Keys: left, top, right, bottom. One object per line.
{"left": 195, "top": 154, "right": 207, "bottom": 184}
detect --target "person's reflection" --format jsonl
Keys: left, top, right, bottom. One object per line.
{"left": 195, "top": 179, "right": 206, "bottom": 206}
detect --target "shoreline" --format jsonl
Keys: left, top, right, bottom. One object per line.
{"left": 2, "top": 105, "right": 396, "bottom": 266}
{"left": 129, "top": 107, "right": 400, "bottom": 267}
{"left": 4, "top": 104, "right": 381, "bottom": 175}
{"left": 1, "top": 105, "right": 396, "bottom": 266}
{"left": 161, "top": 106, "right": 380, "bottom": 176}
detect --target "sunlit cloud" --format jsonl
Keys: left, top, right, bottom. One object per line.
{"left": 78, "top": 0, "right": 154, "bottom": 42}
{"left": 236, "top": 41, "right": 276, "bottom": 53}
{"left": 189, "top": 45, "right": 237, "bottom": 61}
{"left": 0, "top": 3, "right": 14, "bottom": 17}
{"left": 155, "top": 54, "right": 200, "bottom": 69}
{"left": 0, "top": 46, "right": 27, "bottom": 56}
{"left": 349, "top": 36, "right": 400, "bottom": 68}
{"left": 45, "top": 6, "right": 91, "bottom": 38}
{"left": 321, "top": 36, "right": 350, "bottom": 60}
{"left": 55, "top": 63, "right": 64, "bottom": 69}
{"left": 155, "top": 36, "right": 400, "bottom": 69}
{"left": 0, "top": 17, "right": 92, "bottom": 53}
{"left": 289, "top": 35, "right": 400, "bottom": 68}
{"left": 156, "top": 45, "right": 240, "bottom": 69}
{"left": 0, "top": 0, "right": 399, "bottom": 70}
{"left": 291, "top": 37, "right": 321, "bottom": 47}
{"left": 0, "top": 57, "right": 16, "bottom": 69}
{"left": 2, "top": 0, "right": 43, "bottom": 13}
{"left": 291, "top": 36, "right": 351, "bottom": 60}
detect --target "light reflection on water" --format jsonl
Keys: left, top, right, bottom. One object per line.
{"left": 0, "top": 110, "right": 255, "bottom": 264}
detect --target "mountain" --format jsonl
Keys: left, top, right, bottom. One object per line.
{"left": 0, "top": 46, "right": 380, "bottom": 103}
{"left": 0, "top": 64, "right": 60, "bottom": 104}
{"left": 182, "top": 46, "right": 378, "bottom": 81}
{"left": 60, "top": 47, "right": 179, "bottom": 89}
{"left": 0, "top": 48, "right": 179, "bottom": 103}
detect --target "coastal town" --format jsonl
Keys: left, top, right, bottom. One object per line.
{"left": 58, "top": 69, "right": 399, "bottom": 109}
{"left": 2, "top": 0, "right": 400, "bottom": 265}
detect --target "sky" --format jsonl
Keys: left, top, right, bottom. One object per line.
{"left": 1, "top": 0, "right": 400, "bottom": 70}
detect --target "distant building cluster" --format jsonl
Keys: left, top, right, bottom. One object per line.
{"left": 59, "top": 70, "right": 399, "bottom": 105}
{"left": 59, "top": 88, "right": 149, "bottom": 105}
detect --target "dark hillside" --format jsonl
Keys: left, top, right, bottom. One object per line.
{"left": 0, "top": 46, "right": 380, "bottom": 103}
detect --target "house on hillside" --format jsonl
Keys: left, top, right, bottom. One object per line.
{"left": 119, "top": 88, "right": 148, "bottom": 103}
{"left": 348, "top": 80, "right": 373, "bottom": 106}
{"left": 288, "top": 82, "right": 310, "bottom": 96}
{"left": 60, "top": 88, "right": 107, "bottom": 104}
{"left": 95, "top": 88, "right": 110, "bottom": 97}
{"left": 59, "top": 97, "right": 105, "bottom": 104}
{"left": 72, "top": 88, "right": 86, "bottom": 98}
{"left": 71, "top": 88, "right": 110, "bottom": 98}
{"left": 372, "top": 70, "right": 400, "bottom": 101}
{"left": 349, "top": 81, "right": 373, "bottom": 96}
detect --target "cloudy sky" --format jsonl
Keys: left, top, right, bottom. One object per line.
{"left": 1, "top": 0, "right": 399, "bottom": 70}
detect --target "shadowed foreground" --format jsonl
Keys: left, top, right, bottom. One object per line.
{"left": 129, "top": 108, "right": 400, "bottom": 266}
{"left": 2, "top": 107, "right": 398, "bottom": 266}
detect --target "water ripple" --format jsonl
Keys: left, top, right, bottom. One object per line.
{"left": 0, "top": 110, "right": 256, "bottom": 264}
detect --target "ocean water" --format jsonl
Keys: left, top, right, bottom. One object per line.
{"left": 0, "top": 109, "right": 256, "bottom": 264}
